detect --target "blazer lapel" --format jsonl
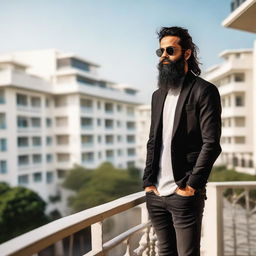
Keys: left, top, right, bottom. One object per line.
{"left": 154, "top": 70, "right": 197, "bottom": 140}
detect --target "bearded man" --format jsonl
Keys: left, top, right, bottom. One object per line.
{"left": 142, "top": 26, "right": 222, "bottom": 256}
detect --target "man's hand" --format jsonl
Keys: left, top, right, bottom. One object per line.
{"left": 144, "top": 185, "right": 160, "bottom": 195}
{"left": 175, "top": 184, "right": 196, "bottom": 196}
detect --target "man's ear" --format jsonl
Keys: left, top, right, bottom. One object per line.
{"left": 184, "top": 49, "right": 192, "bottom": 61}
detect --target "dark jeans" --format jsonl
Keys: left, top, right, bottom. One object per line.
{"left": 145, "top": 187, "right": 207, "bottom": 256}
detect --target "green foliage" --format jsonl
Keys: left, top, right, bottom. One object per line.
{"left": 209, "top": 165, "right": 256, "bottom": 209}
{"left": 62, "top": 162, "right": 142, "bottom": 212}
{"left": 0, "top": 182, "right": 49, "bottom": 243}
{"left": 209, "top": 165, "right": 256, "bottom": 182}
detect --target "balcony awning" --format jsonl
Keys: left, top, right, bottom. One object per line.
{"left": 222, "top": 0, "right": 256, "bottom": 33}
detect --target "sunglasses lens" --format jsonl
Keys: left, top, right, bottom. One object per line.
{"left": 156, "top": 48, "right": 163, "bottom": 57}
{"left": 166, "top": 47, "right": 174, "bottom": 55}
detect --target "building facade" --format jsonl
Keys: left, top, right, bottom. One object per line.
{"left": 221, "top": 0, "right": 256, "bottom": 173}
{"left": 0, "top": 49, "right": 142, "bottom": 215}
{"left": 204, "top": 49, "right": 255, "bottom": 174}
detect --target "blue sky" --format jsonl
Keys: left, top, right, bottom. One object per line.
{"left": 1, "top": 0, "right": 255, "bottom": 103}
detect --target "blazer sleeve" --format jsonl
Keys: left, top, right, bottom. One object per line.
{"left": 142, "top": 91, "right": 156, "bottom": 189}
{"left": 186, "top": 84, "right": 222, "bottom": 189}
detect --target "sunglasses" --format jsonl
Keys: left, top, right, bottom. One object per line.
{"left": 156, "top": 46, "right": 184, "bottom": 57}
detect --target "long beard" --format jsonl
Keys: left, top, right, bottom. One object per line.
{"left": 157, "top": 54, "right": 186, "bottom": 92}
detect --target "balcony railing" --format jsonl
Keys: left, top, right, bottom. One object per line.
{"left": 0, "top": 181, "right": 256, "bottom": 256}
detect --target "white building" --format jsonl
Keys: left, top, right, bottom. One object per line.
{"left": 136, "top": 104, "right": 151, "bottom": 171}
{"left": 221, "top": 0, "right": 256, "bottom": 173}
{"left": 0, "top": 49, "right": 143, "bottom": 215}
{"left": 204, "top": 49, "right": 255, "bottom": 174}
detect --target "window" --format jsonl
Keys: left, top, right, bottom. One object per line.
{"left": 45, "top": 98, "right": 51, "bottom": 107}
{"left": 82, "top": 152, "right": 94, "bottom": 162}
{"left": 117, "top": 104, "right": 122, "bottom": 112}
{"left": 46, "top": 154, "right": 53, "bottom": 163}
{"left": 235, "top": 95, "right": 244, "bottom": 106}
{"left": 54, "top": 96, "right": 67, "bottom": 107}
{"left": 106, "top": 150, "right": 114, "bottom": 158}
{"left": 234, "top": 117, "right": 245, "bottom": 127}
{"left": 127, "top": 148, "right": 136, "bottom": 156}
{"left": 234, "top": 73, "right": 245, "bottom": 82}
{"left": 46, "top": 171, "right": 54, "bottom": 184}
{"left": 81, "top": 135, "right": 93, "bottom": 145}
{"left": 18, "top": 175, "right": 29, "bottom": 185}
{"left": 234, "top": 136, "right": 245, "bottom": 144}
{"left": 57, "top": 153, "right": 70, "bottom": 162}
{"left": 127, "top": 161, "right": 135, "bottom": 168}
{"left": 18, "top": 155, "right": 29, "bottom": 165}
{"left": 32, "top": 154, "right": 42, "bottom": 164}
{"left": 81, "top": 117, "right": 93, "bottom": 128}
{"left": 127, "top": 121, "right": 135, "bottom": 129}
{"left": 105, "top": 119, "right": 114, "bottom": 129}
{"left": 56, "top": 135, "right": 69, "bottom": 145}
{"left": 17, "top": 116, "right": 28, "bottom": 128}
{"left": 57, "top": 57, "right": 90, "bottom": 72}
{"left": 76, "top": 75, "right": 97, "bottom": 86}
{"left": 105, "top": 102, "right": 114, "bottom": 113}
{"left": 33, "top": 172, "right": 42, "bottom": 182}
{"left": 127, "top": 106, "right": 135, "bottom": 116}
{"left": 0, "top": 89, "right": 5, "bottom": 104}
{"left": 125, "top": 88, "right": 136, "bottom": 95}
{"left": 31, "top": 96, "right": 41, "bottom": 108}
{"left": 116, "top": 120, "right": 121, "bottom": 127}
{"left": 0, "top": 160, "right": 7, "bottom": 174}
{"left": 46, "top": 136, "right": 53, "bottom": 146}
{"left": 105, "top": 135, "right": 114, "bottom": 144}
{"left": 16, "top": 94, "right": 27, "bottom": 106}
{"left": 127, "top": 135, "right": 135, "bottom": 143}
{"left": 0, "top": 113, "right": 6, "bottom": 129}
{"left": 31, "top": 117, "right": 41, "bottom": 127}
{"left": 32, "top": 136, "right": 41, "bottom": 146}
{"left": 56, "top": 116, "right": 68, "bottom": 127}
{"left": 46, "top": 118, "right": 52, "bottom": 127}
{"left": 80, "top": 98, "right": 93, "bottom": 110}
{"left": 117, "top": 135, "right": 122, "bottom": 142}
{"left": 18, "top": 137, "right": 29, "bottom": 147}
{"left": 0, "top": 138, "right": 7, "bottom": 151}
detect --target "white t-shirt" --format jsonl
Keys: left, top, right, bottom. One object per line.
{"left": 156, "top": 84, "right": 182, "bottom": 196}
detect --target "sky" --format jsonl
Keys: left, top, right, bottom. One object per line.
{"left": 0, "top": 0, "right": 255, "bottom": 103}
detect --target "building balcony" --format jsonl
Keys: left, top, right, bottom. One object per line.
{"left": 222, "top": 106, "right": 246, "bottom": 117}
{"left": 222, "top": 0, "right": 256, "bottom": 33}
{"left": 0, "top": 182, "right": 255, "bottom": 256}
{"left": 218, "top": 81, "right": 246, "bottom": 95}
{"left": 222, "top": 127, "right": 247, "bottom": 136}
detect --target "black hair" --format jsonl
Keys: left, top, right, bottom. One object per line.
{"left": 157, "top": 26, "right": 201, "bottom": 75}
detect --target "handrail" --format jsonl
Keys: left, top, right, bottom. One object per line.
{"left": 0, "top": 191, "right": 146, "bottom": 256}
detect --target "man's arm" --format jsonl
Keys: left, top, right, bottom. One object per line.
{"left": 186, "top": 84, "right": 222, "bottom": 189}
{"left": 142, "top": 92, "right": 156, "bottom": 189}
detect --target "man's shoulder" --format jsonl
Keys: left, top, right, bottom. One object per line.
{"left": 194, "top": 75, "right": 219, "bottom": 96}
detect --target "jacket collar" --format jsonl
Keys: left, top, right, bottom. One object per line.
{"left": 154, "top": 70, "right": 197, "bottom": 140}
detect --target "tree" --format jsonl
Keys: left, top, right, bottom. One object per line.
{"left": 62, "top": 162, "right": 142, "bottom": 212}
{"left": 0, "top": 182, "right": 49, "bottom": 243}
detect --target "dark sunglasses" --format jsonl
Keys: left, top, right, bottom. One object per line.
{"left": 156, "top": 46, "right": 184, "bottom": 57}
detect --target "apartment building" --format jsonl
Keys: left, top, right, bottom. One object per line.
{"left": 221, "top": 0, "right": 256, "bottom": 173}
{"left": 0, "top": 49, "right": 142, "bottom": 215}
{"left": 136, "top": 104, "right": 151, "bottom": 172}
{"left": 204, "top": 49, "right": 254, "bottom": 174}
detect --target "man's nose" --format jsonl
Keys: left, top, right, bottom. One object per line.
{"left": 161, "top": 49, "right": 168, "bottom": 58}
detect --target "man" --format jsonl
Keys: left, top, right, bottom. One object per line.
{"left": 142, "top": 26, "right": 222, "bottom": 256}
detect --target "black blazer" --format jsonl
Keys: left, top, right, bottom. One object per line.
{"left": 142, "top": 70, "right": 222, "bottom": 190}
